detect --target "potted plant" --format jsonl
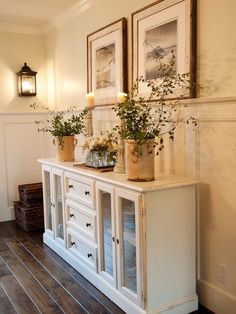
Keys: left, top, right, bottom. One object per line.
{"left": 31, "top": 103, "right": 87, "bottom": 162}
{"left": 113, "top": 54, "right": 197, "bottom": 181}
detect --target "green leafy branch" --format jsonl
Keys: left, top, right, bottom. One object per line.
{"left": 30, "top": 103, "right": 88, "bottom": 147}
{"left": 113, "top": 50, "right": 198, "bottom": 155}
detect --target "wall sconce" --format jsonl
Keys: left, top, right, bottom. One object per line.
{"left": 17, "top": 62, "right": 37, "bottom": 96}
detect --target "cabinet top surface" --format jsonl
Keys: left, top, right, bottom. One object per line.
{"left": 38, "top": 159, "right": 197, "bottom": 193}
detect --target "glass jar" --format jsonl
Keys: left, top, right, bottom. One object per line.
{"left": 85, "top": 150, "right": 115, "bottom": 168}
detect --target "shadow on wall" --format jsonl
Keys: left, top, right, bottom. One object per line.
{"left": 197, "top": 46, "right": 236, "bottom": 97}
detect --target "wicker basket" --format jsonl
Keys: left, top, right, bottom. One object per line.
{"left": 14, "top": 201, "right": 44, "bottom": 231}
{"left": 18, "top": 182, "right": 43, "bottom": 207}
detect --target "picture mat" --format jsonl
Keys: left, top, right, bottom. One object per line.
{"left": 87, "top": 18, "right": 127, "bottom": 106}
{"left": 91, "top": 30, "right": 122, "bottom": 104}
{"left": 132, "top": 0, "right": 194, "bottom": 99}
{"left": 137, "top": 1, "right": 188, "bottom": 96}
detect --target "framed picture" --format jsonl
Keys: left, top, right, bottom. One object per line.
{"left": 87, "top": 18, "right": 127, "bottom": 106}
{"left": 132, "top": 0, "right": 196, "bottom": 98}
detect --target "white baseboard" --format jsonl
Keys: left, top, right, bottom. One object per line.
{"left": 8, "top": 206, "right": 15, "bottom": 220}
{"left": 197, "top": 279, "right": 236, "bottom": 314}
{"left": 149, "top": 294, "right": 198, "bottom": 314}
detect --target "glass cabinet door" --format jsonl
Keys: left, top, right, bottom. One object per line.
{"left": 97, "top": 183, "right": 116, "bottom": 287}
{"left": 115, "top": 189, "right": 142, "bottom": 306}
{"left": 52, "top": 169, "right": 65, "bottom": 245}
{"left": 42, "top": 167, "right": 53, "bottom": 236}
{"left": 120, "top": 198, "right": 137, "bottom": 293}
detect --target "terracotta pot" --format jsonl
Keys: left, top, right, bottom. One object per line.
{"left": 125, "top": 139, "right": 155, "bottom": 182}
{"left": 53, "top": 136, "right": 78, "bottom": 162}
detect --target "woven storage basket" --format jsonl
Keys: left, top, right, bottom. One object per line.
{"left": 14, "top": 201, "right": 44, "bottom": 231}
{"left": 18, "top": 182, "right": 43, "bottom": 207}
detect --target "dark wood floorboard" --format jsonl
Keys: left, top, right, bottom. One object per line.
{"left": 0, "top": 257, "right": 40, "bottom": 314}
{"left": 0, "top": 283, "right": 17, "bottom": 314}
{"left": 191, "top": 305, "right": 214, "bottom": 314}
{"left": 8, "top": 238, "right": 111, "bottom": 314}
{"left": 0, "top": 221, "right": 214, "bottom": 314}
{"left": 0, "top": 240, "right": 65, "bottom": 314}
{"left": 28, "top": 236, "right": 119, "bottom": 312}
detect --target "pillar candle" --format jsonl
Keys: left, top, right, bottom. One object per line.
{"left": 86, "top": 92, "right": 95, "bottom": 108}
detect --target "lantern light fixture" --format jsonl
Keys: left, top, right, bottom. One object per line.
{"left": 17, "top": 62, "right": 37, "bottom": 96}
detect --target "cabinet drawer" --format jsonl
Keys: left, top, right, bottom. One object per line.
{"left": 66, "top": 200, "right": 96, "bottom": 242}
{"left": 67, "top": 229, "right": 97, "bottom": 272}
{"left": 65, "top": 172, "right": 95, "bottom": 209}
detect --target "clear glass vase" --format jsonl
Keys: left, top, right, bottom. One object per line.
{"left": 85, "top": 150, "right": 115, "bottom": 168}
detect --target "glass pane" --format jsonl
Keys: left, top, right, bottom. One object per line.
{"left": 121, "top": 198, "right": 137, "bottom": 293}
{"left": 55, "top": 175, "right": 64, "bottom": 240}
{"left": 100, "top": 191, "right": 113, "bottom": 276}
{"left": 44, "top": 171, "right": 52, "bottom": 230}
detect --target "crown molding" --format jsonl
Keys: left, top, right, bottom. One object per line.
{"left": 0, "top": 0, "right": 101, "bottom": 35}
{"left": 43, "top": 0, "right": 102, "bottom": 34}
{"left": 0, "top": 23, "right": 43, "bottom": 35}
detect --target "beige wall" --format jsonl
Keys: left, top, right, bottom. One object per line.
{"left": 46, "top": 0, "right": 236, "bottom": 110}
{"left": 0, "top": 0, "right": 236, "bottom": 313}
{"left": 2, "top": 0, "right": 236, "bottom": 110}
{"left": 195, "top": 2, "right": 236, "bottom": 312}
{"left": 0, "top": 32, "right": 47, "bottom": 112}
{"left": 45, "top": 0, "right": 160, "bottom": 109}
{"left": 197, "top": 0, "right": 236, "bottom": 97}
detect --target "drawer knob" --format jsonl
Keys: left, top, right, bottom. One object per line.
{"left": 71, "top": 242, "right": 76, "bottom": 246}
{"left": 87, "top": 253, "right": 92, "bottom": 258}
{"left": 86, "top": 223, "right": 91, "bottom": 227}
{"left": 84, "top": 191, "right": 90, "bottom": 195}
{"left": 69, "top": 185, "right": 73, "bottom": 189}
{"left": 70, "top": 214, "right": 75, "bottom": 218}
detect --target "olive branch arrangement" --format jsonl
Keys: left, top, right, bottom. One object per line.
{"left": 113, "top": 42, "right": 198, "bottom": 155}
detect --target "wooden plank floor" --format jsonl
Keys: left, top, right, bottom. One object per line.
{"left": 0, "top": 221, "right": 214, "bottom": 314}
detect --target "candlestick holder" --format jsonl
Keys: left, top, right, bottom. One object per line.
{"left": 85, "top": 107, "right": 94, "bottom": 136}
{"left": 114, "top": 119, "right": 126, "bottom": 174}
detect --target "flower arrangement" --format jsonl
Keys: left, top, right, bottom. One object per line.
{"left": 83, "top": 132, "right": 115, "bottom": 152}
{"left": 30, "top": 103, "right": 88, "bottom": 147}
{"left": 83, "top": 132, "right": 117, "bottom": 167}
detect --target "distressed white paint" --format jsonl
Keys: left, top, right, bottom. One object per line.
{"left": 0, "top": 1, "right": 236, "bottom": 313}
{"left": 40, "top": 159, "right": 198, "bottom": 314}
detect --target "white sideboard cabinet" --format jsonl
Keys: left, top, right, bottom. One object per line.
{"left": 39, "top": 159, "right": 198, "bottom": 314}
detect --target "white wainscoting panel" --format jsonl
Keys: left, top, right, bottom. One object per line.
{"left": 92, "top": 106, "right": 195, "bottom": 178}
{"left": 0, "top": 113, "right": 53, "bottom": 222}
{"left": 187, "top": 98, "right": 236, "bottom": 314}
